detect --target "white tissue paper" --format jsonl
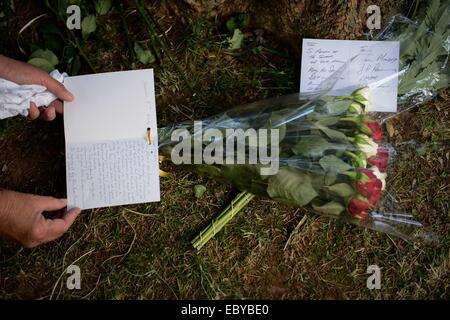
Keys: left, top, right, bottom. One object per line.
{"left": 0, "top": 70, "right": 67, "bottom": 120}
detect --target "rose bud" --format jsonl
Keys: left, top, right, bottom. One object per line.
{"left": 355, "top": 168, "right": 382, "bottom": 198}
{"left": 351, "top": 87, "right": 373, "bottom": 111}
{"left": 353, "top": 134, "right": 378, "bottom": 158}
{"left": 348, "top": 196, "right": 371, "bottom": 219}
{"left": 367, "top": 188, "right": 382, "bottom": 206}
{"left": 362, "top": 120, "right": 382, "bottom": 142}
{"left": 370, "top": 166, "right": 387, "bottom": 190}
{"left": 348, "top": 102, "right": 364, "bottom": 114}
{"left": 368, "top": 148, "right": 389, "bottom": 172}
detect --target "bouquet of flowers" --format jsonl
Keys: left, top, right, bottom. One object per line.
{"left": 158, "top": 0, "right": 449, "bottom": 250}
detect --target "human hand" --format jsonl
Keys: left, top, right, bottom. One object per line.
{"left": 0, "top": 55, "right": 74, "bottom": 121}
{"left": 0, "top": 190, "right": 81, "bottom": 248}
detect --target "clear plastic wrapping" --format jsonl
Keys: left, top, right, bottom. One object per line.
{"left": 374, "top": 8, "right": 449, "bottom": 120}
{"left": 158, "top": 4, "right": 449, "bottom": 241}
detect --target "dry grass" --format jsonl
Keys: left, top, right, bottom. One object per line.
{"left": 0, "top": 2, "right": 449, "bottom": 299}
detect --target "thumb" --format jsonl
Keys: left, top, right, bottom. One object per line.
{"left": 40, "top": 76, "right": 74, "bottom": 102}
{"left": 64, "top": 207, "right": 82, "bottom": 225}
{"left": 44, "top": 207, "right": 82, "bottom": 241}
{"left": 37, "top": 197, "right": 68, "bottom": 212}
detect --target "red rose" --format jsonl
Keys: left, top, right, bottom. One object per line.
{"left": 348, "top": 197, "right": 370, "bottom": 219}
{"left": 368, "top": 148, "right": 389, "bottom": 172}
{"left": 367, "top": 188, "right": 382, "bottom": 206}
{"left": 377, "top": 148, "right": 389, "bottom": 158}
{"left": 363, "top": 121, "right": 382, "bottom": 142}
{"left": 355, "top": 168, "right": 382, "bottom": 198}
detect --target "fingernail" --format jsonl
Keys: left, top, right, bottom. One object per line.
{"left": 64, "top": 91, "right": 74, "bottom": 101}
{"left": 71, "top": 208, "right": 82, "bottom": 215}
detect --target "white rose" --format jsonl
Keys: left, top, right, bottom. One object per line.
{"left": 354, "top": 134, "right": 378, "bottom": 158}
{"left": 370, "top": 166, "right": 387, "bottom": 190}
{"left": 348, "top": 102, "right": 364, "bottom": 114}
{"left": 352, "top": 87, "right": 374, "bottom": 112}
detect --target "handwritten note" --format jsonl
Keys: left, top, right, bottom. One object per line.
{"left": 300, "top": 39, "right": 400, "bottom": 112}
{"left": 64, "top": 70, "right": 160, "bottom": 210}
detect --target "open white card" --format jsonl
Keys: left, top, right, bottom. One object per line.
{"left": 64, "top": 69, "right": 160, "bottom": 210}
{"left": 300, "top": 39, "right": 400, "bottom": 112}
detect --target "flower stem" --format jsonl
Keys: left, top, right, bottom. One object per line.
{"left": 192, "top": 191, "right": 255, "bottom": 250}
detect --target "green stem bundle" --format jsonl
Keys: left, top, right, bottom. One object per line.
{"left": 192, "top": 191, "right": 255, "bottom": 250}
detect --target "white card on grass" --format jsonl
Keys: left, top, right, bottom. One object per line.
{"left": 300, "top": 39, "right": 400, "bottom": 112}
{"left": 64, "top": 69, "right": 160, "bottom": 210}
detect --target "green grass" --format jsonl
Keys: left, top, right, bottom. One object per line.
{"left": 0, "top": 2, "right": 449, "bottom": 299}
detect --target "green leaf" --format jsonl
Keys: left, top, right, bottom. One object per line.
{"left": 291, "top": 136, "right": 332, "bottom": 158}
{"left": 95, "top": 0, "right": 112, "bottom": 15}
{"left": 220, "top": 165, "right": 267, "bottom": 195}
{"left": 195, "top": 164, "right": 222, "bottom": 178}
{"left": 228, "top": 28, "right": 244, "bottom": 50}
{"left": 30, "top": 49, "right": 59, "bottom": 66}
{"left": 352, "top": 94, "right": 367, "bottom": 104}
{"left": 194, "top": 185, "right": 207, "bottom": 199}
{"left": 265, "top": 112, "right": 287, "bottom": 144}
{"left": 316, "top": 99, "right": 352, "bottom": 115}
{"left": 81, "top": 15, "right": 96, "bottom": 37}
{"left": 134, "top": 42, "right": 156, "bottom": 64}
{"left": 226, "top": 14, "right": 249, "bottom": 33}
{"left": 226, "top": 17, "right": 237, "bottom": 33}
{"left": 267, "top": 167, "right": 318, "bottom": 207}
{"left": 324, "top": 172, "right": 337, "bottom": 186}
{"left": 325, "top": 183, "right": 355, "bottom": 198}
{"left": 57, "top": 0, "right": 69, "bottom": 16}
{"left": 310, "top": 172, "right": 337, "bottom": 191}
{"left": 316, "top": 124, "right": 349, "bottom": 142}
{"left": 312, "top": 201, "right": 345, "bottom": 216}
{"left": 27, "top": 58, "right": 54, "bottom": 72}
{"left": 315, "top": 116, "right": 339, "bottom": 126}
{"left": 319, "top": 155, "right": 352, "bottom": 173}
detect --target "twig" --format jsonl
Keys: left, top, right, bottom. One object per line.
{"left": 122, "top": 207, "right": 157, "bottom": 217}
{"left": 49, "top": 248, "right": 95, "bottom": 300}
{"left": 81, "top": 274, "right": 102, "bottom": 299}
{"left": 101, "top": 213, "right": 137, "bottom": 264}
{"left": 56, "top": 231, "right": 89, "bottom": 299}
{"left": 284, "top": 212, "right": 307, "bottom": 250}
{"left": 17, "top": 13, "right": 49, "bottom": 55}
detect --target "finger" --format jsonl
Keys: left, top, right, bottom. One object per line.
{"left": 44, "top": 208, "right": 81, "bottom": 240}
{"left": 48, "top": 99, "right": 64, "bottom": 114}
{"left": 40, "top": 76, "right": 74, "bottom": 102}
{"left": 28, "top": 102, "right": 40, "bottom": 120}
{"left": 0, "top": 57, "right": 73, "bottom": 101}
{"left": 39, "top": 106, "right": 56, "bottom": 121}
{"left": 36, "top": 196, "right": 68, "bottom": 211}
{"left": 0, "top": 56, "right": 74, "bottom": 101}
